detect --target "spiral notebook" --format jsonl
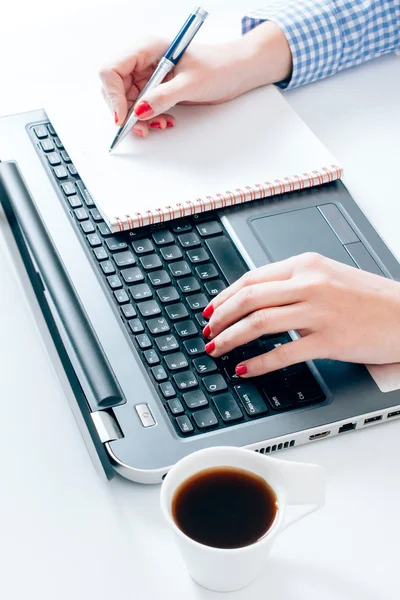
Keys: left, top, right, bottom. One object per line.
{"left": 45, "top": 85, "right": 342, "bottom": 233}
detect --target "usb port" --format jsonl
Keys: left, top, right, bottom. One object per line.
{"left": 309, "top": 431, "right": 331, "bottom": 440}
{"left": 338, "top": 422, "right": 356, "bottom": 434}
{"left": 364, "top": 415, "right": 382, "bottom": 425}
{"left": 388, "top": 410, "right": 400, "bottom": 419}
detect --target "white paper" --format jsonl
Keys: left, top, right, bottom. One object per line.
{"left": 366, "top": 363, "right": 400, "bottom": 393}
{"left": 45, "top": 84, "right": 340, "bottom": 231}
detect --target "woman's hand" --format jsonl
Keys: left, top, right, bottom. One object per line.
{"left": 202, "top": 253, "right": 400, "bottom": 377}
{"left": 99, "top": 22, "right": 291, "bottom": 137}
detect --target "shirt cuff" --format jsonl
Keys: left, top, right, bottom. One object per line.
{"left": 242, "top": 0, "right": 342, "bottom": 89}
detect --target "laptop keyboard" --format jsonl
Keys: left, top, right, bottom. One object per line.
{"left": 29, "top": 121, "right": 326, "bottom": 437}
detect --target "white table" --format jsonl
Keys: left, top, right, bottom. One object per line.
{"left": 1, "top": 2, "right": 400, "bottom": 599}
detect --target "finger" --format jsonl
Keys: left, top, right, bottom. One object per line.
{"left": 203, "top": 260, "right": 295, "bottom": 318}
{"left": 134, "top": 74, "right": 191, "bottom": 120}
{"left": 234, "top": 335, "right": 322, "bottom": 377}
{"left": 100, "top": 70, "right": 129, "bottom": 125}
{"left": 205, "top": 280, "right": 300, "bottom": 338}
{"left": 131, "top": 121, "right": 149, "bottom": 138}
{"left": 206, "top": 306, "right": 305, "bottom": 357}
{"left": 148, "top": 115, "right": 168, "bottom": 130}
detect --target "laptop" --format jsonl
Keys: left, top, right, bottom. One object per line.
{"left": 1, "top": 109, "right": 400, "bottom": 484}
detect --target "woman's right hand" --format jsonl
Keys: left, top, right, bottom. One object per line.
{"left": 99, "top": 22, "right": 292, "bottom": 137}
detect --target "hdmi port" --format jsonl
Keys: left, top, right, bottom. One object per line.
{"left": 309, "top": 431, "right": 331, "bottom": 440}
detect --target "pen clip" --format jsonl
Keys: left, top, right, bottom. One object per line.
{"left": 164, "top": 6, "right": 208, "bottom": 65}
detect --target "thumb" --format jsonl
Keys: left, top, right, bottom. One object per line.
{"left": 134, "top": 75, "right": 189, "bottom": 120}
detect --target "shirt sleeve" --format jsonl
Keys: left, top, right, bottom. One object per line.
{"left": 242, "top": 0, "right": 400, "bottom": 89}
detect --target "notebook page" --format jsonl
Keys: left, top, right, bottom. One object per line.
{"left": 45, "top": 84, "right": 340, "bottom": 231}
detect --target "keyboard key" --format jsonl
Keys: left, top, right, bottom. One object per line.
{"left": 195, "top": 313, "right": 208, "bottom": 328}
{"left": 67, "top": 195, "right": 82, "bottom": 209}
{"left": 176, "top": 415, "right": 194, "bottom": 434}
{"left": 195, "top": 264, "right": 219, "bottom": 280}
{"left": 174, "top": 320, "right": 198, "bottom": 338}
{"left": 123, "top": 267, "right": 145, "bottom": 285}
{"left": 173, "top": 370, "right": 198, "bottom": 391}
{"left": 41, "top": 139, "right": 54, "bottom": 152}
{"left": 136, "top": 333, "right": 152, "bottom": 349}
{"left": 178, "top": 277, "right": 200, "bottom": 294}
{"left": 114, "top": 289, "right": 129, "bottom": 304}
{"left": 97, "top": 222, "right": 112, "bottom": 237}
{"left": 107, "top": 274, "right": 122, "bottom": 290}
{"left": 87, "top": 233, "right": 102, "bottom": 247}
{"left": 160, "top": 245, "right": 183, "bottom": 261}
{"left": 156, "top": 334, "right": 179, "bottom": 352}
{"left": 152, "top": 230, "right": 174, "bottom": 245}
{"left": 81, "top": 220, "right": 95, "bottom": 234}
{"left": 121, "top": 303, "right": 137, "bottom": 319}
{"left": 193, "top": 408, "right": 218, "bottom": 430}
{"left": 74, "top": 207, "right": 88, "bottom": 221}
{"left": 61, "top": 181, "right": 75, "bottom": 195}
{"left": 144, "top": 349, "right": 160, "bottom": 365}
{"left": 178, "top": 232, "right": 201, "bottom": 248}
{"left": 139, "top": 299, "right": 162, "bottom": 317}
{"left": 167, "top": 398, "right": 184, "bottom": 413}
{"left": 187, "top": 293, "right": 208, "bottom": 311}
{"left": 33, "top": 125, "right": 48, "bottom": 139}
{"left": 205, "top": 280, "right": 226, "bottom": 297}
{"left": 105, "top": 236, "right": 128, "bottom": 252}
{"left": 196, "top": 221, "right": 223, "bottom": 237}
{"left": 47, "top": 123, "right": 56, "bottom": 136}
{"left": 183, "top": 338, "right": 206, "bottom": 356}
{"left": 186, "top": 248, "right": 210, "bottom": 264}
{"left": 47, "top": 152, "right": 61, "bottom": 166}
{"left": 147, "top": 317, "right": 170, "bottom": 335}
{"left": 203, "top": 374, "right": 227, "bottom": 393}
{"left": 264, "top": 385, "right": 295, "bottom": 411}
{"left": 165, "top": 352, "right": 189, "bottom": 371}
{"left": 166, "top": 303, "right": 189, "bottom": 321}
{"left": 129, "top": 319, "right": 144, "bottom": 334}
{"left": 132, "top": 238, "right": 154, "bottom": 254}
{"left": 235, "top": 383, "right": 269, "bottom": 417}
{"left": 93, "top": 246, "right": 108, "bottom": 261}
{"left": 205, "top": 236, "right": 248, "bottom": 285}
{"left": 183, "top": 390, "right": 208, "bottom": 409}
{"left": 163, "top": 383, "right": 178, "bottom": 399}
{"left": 100, "top": 260, "right": 116, "bottom": 275}
{"left": 157, "top": 286, "right": 180, "bottom": 304}
{"left": 90, "top": 208, "right": 103, "bottom": 222}
{"left": 213, "top": 393, "right": 243, "bottom": 422}
{"left": 223, "top": 364, "right": 241, "bottom": 383}
{"left": 75, "top": 180, "right": 95, "bottom": 207}
{"left": 151, "top": 365, "right": 168, "bottom": 382}
{"left": 130, "top": 284, "right": 153, "bottom": 301}
{"left": 193, "top": 356, "right": 217, "bottom": 375}
{"left": 67, "top": 164, "right": 78, "bottom": 177}
{"left": 173, "top": 221, "right": 192, "bottom": 233}
{"left": 54, "top": 137, "right": 63, "bottom": 149}
{"left": 140, "top": 254, "right": 162, "bottom": 270}
{"left": 148, "top": 270, "right": 171, "bottom": 287}
{"left": 285, "top": 373, "right": 324, "bottom": 404}
{"left": 60, "top": 151, "right": 71, "bottom": 163}
{"left": 114, "top": 250, "right": 136, "bottom": 268}
{"left": 169, "top": 261, "right": 191, "bottom": 278}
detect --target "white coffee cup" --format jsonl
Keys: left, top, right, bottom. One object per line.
{"left": 160, "top": 446, "right": 325, "bottom": 592}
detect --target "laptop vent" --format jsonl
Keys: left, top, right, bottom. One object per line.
{"left": 255, "top": 440, "right": 295, "bottom": 454}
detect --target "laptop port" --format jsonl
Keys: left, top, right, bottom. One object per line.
{"left": 309, "top": 430, "right": 331, "bottom": 440}
{"left": 364, "top": 415, "right": 382, "bottom": 425}
{"left": 388, "top": 410, "right": 400, "bottom": 419}
{"left": 338, "top": 422, "right": 356, "bottom": 433}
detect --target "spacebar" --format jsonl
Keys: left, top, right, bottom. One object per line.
{"left": 205, "top": 236, "right": 248, "bottom": 285}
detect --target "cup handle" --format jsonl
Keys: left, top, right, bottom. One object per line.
{"left": 277, "top": 460, "right": 325, "bottom": 531}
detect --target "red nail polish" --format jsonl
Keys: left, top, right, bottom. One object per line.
{"left": 166, "top": 121, "right": 174, "bottom": 128}
{"left": 203, "top": 324, "right": 211, "bottom": 338}
{"left": 114, "top": 111, "right": 118, "bottom": 124}
{"left": 150, "top": 122, "right": 162, "bottom": 129}
{"left": 205, "top": 341, "right": 215, "bottom": 354}
{"left": 202, "top": 304, "right": 214, "bottom": 319}
{"left": 134, "top": 101, "right": 153, "bottom": 118}
{"left": 235, "top": 364, "right": 248, "bottom": 376}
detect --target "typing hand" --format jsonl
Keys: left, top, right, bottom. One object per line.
{"left": 202, "top": 253, "right": 400, "bottom": 377}
{"left": 100, "top": 23, "right": 291, "bottom": 137}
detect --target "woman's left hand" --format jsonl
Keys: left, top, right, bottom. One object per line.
{"left": 202, "top": 252, "right": 400, "bottom": 377}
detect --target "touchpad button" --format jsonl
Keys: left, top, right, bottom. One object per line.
{"left": 251, "top": 207, "right": 356, "bottom": 266}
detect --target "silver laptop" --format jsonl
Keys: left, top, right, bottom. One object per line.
{"left": 1, "top": 109, "right": 399, "bottom": 483}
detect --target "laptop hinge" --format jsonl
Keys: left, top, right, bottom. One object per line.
{"left": 91, "top": 410, "right": 123, "bottom": 443}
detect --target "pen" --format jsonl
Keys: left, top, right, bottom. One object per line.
{"left": 109, "top": 6, "right": 209, "bottom": 153}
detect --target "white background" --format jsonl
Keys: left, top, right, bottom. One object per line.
{"left": 1, "top": 1, "right": 400, "bottom": 599}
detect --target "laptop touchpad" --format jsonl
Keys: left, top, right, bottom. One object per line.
{"left": 251, "top": 207, "right": 356, "bottom": 266}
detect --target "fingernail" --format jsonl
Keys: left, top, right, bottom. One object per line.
{"left": 134, "top": 101, "right": 153, "bottom": 119}
{"left": 205, "top": 341, "right": 215, "bottom": 354}
{"left": 114, "top": 111, "right": 118, "bottom": 125}
{"left": 132, "top": 128, "right": 144, "bottom": 137}
{"left": 202, "top": 304, "right": 214, "bottom": 319}
{"left": 235, "top": 364, "right": 248, "bottom": 376}
{"left": 150, "top": 122, "right": 162, "bottom": 129}
{"left": 166, "top": 121, "right": 174, "bottom": 128}
{"left": 203, "top": 324, "right": 211, "bottom": 338}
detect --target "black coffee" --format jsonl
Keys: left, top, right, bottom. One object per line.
{"left": 171, "top": 466, "right": 278, "bottom": 549}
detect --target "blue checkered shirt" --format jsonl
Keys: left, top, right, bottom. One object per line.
{"left": 242, "top": 0, "right": 400, "bottom": 88}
